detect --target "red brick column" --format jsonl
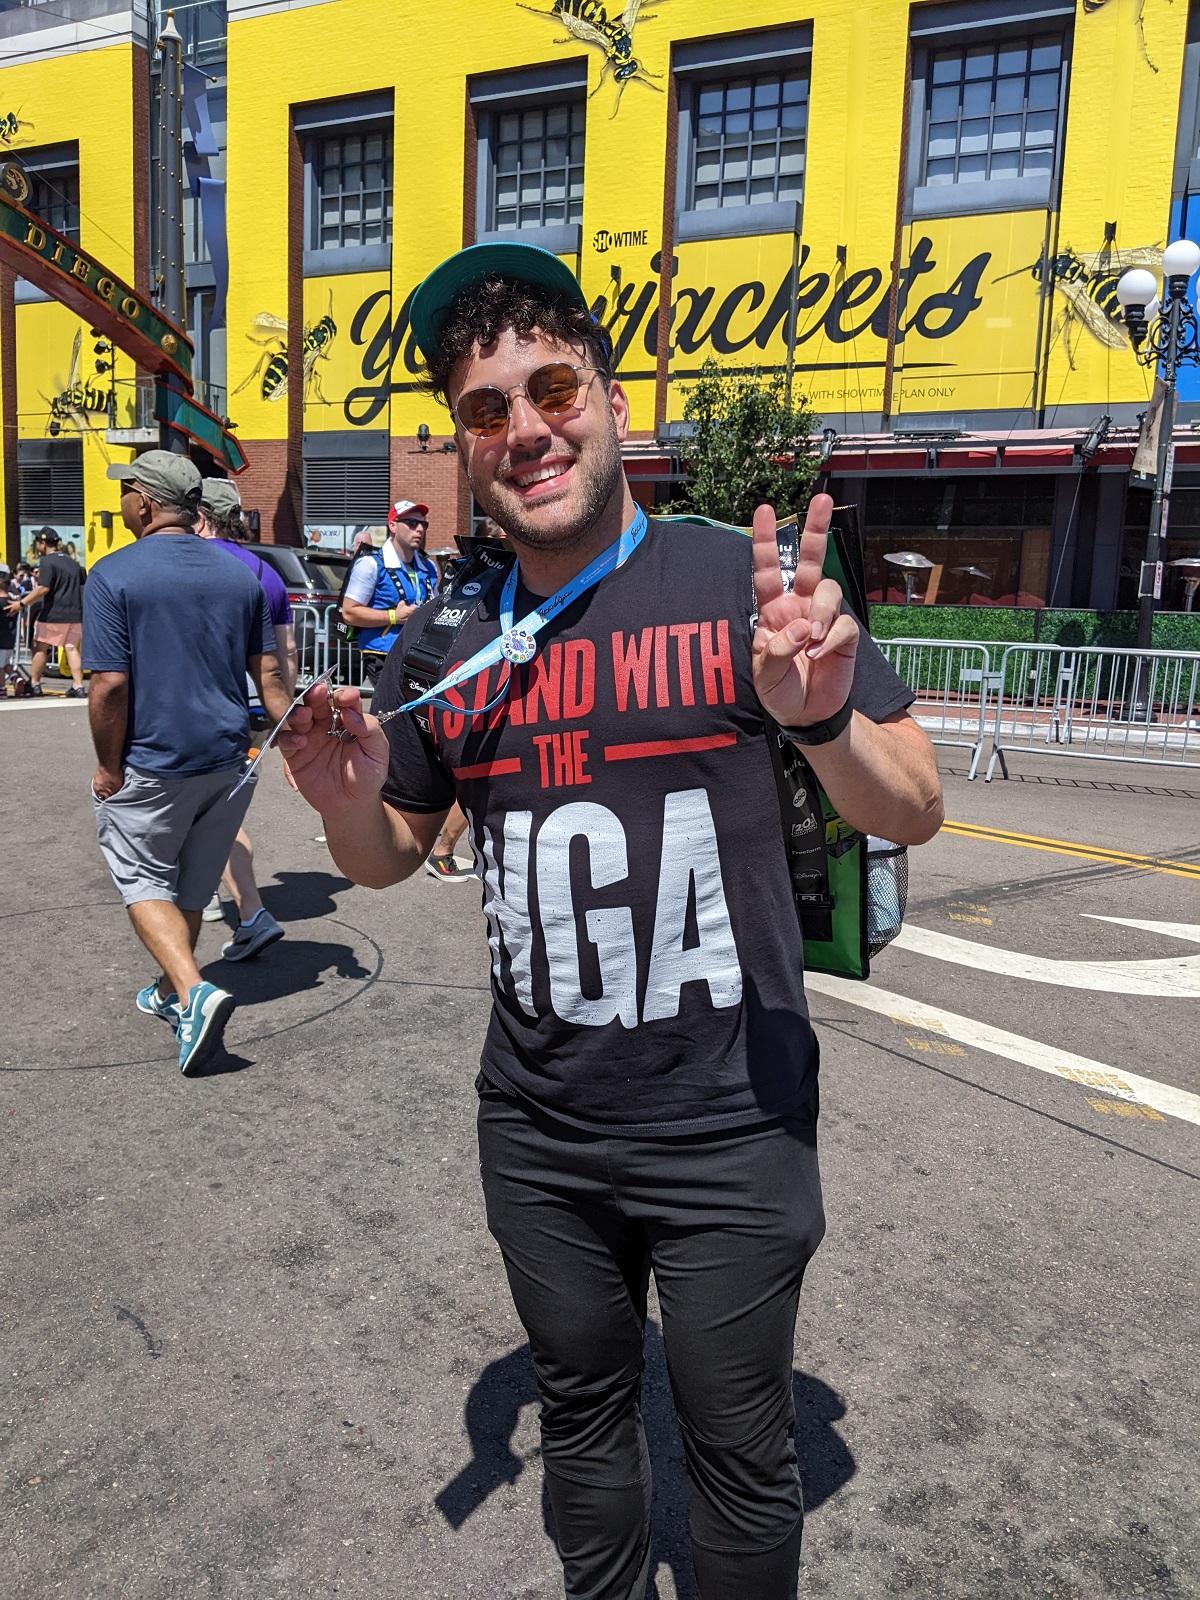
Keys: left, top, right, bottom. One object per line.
{"left": 390, "top": 432, "right": 469, "bottom": 550}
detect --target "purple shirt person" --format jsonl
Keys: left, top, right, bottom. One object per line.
{"left": 192, "top": 477, "right": 292, "bottom": 964}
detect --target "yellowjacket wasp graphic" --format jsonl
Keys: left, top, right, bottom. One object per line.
{"left": 43, "top": 329, "right": 110, "bottom": 458}
{"left": 234, "top": 298, "right": 338, "bottom": 403}
{"left": 518, "top": 0, "right": 666, "bottom": 116}
{"left": 996, "top": 244, "right": 1162, "bottom": 369}
{"left": 0, "top": 110, "right": 33, "bottom": 147}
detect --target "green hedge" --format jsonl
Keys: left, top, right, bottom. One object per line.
{"left": 870, "top": 605, "right": 1200, "bottom": 652}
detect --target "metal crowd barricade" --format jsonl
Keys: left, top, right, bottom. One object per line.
{"left": 876, "top": 639, "right": 997, "bottom": 779}
{"left": 14, "top": 605, "right": 33, "bottom": 672}
{"left": 290, "top": 602, "right": 329, "bottom": 687}
{"left": 320, "top": 603, "right": 377, "bottom": 693}
{"left": 289, "top": 603, "right": 377, "bottom": 695}
{"left": 986, "top": 643, "right": 1200, "bottom": 779}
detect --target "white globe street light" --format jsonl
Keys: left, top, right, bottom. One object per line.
{"left": 1115, "top": 267, "right": 1158, "bottom": 310}
{"left": 1161, "top": 238, "right": 1200, "bottom": 281}
{"left": 1115, "top": 240, "right": 1200, "bottom": 688}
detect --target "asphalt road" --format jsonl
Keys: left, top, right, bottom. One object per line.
{"left": 2, "top": 703, "right": 1197, "bottom": 1600}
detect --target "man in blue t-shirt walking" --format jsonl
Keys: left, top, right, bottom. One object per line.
{"left": 84, "top": 451, "right": 294, "bottom": 1075}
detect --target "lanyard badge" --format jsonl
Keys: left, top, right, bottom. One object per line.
{"left": 231, "top": 510, "right": 650, "bottom": 800}
{"left": 375, "top": 507, "right": 647, "bottom": 728}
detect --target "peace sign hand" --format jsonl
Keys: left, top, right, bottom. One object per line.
{"left": 751, "top": 495, "right": 860, "bottom": 730}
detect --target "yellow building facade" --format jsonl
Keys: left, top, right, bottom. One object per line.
{"left": 2, "top": 0, "right": 1198, "bottom": 610}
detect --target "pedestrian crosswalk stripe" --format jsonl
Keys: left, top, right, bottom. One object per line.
{"left": 807, "top": 973, "right": 1200, "bottom": 1128}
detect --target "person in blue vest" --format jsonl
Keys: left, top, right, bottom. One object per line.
{"left": 341, "top": 500, "right": 440, "bottom": 685}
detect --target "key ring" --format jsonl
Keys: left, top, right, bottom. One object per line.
{"left": 327, "top": 701, "right": 357, "bottom": 744}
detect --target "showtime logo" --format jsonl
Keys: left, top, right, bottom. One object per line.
{"left": 593, "top": 228, "right": 649, "bottom": 252}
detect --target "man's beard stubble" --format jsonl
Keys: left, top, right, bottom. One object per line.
{"left": 467, "top": 413, "right": 624, "bottom": 556}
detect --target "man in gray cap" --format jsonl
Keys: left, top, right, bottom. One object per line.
{"left": 194, "top": 476, "right": 292, "bottom": 960}
{"left": 83, "top": 450, "right": 294, "bottom": 1075}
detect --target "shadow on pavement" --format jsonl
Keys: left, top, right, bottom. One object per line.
{"left": 262, "top": 870, "right": 354, "bottom": 920}
{"left": 436, "top": 1330, "right": 855, "bottom": 1598}
{"left": 200, "top": 939, "right": 372, "bottom": 1005}
{"left": 435, "top": 1343, "right": 540, "bottom": 1531}
{"left": 188, "top": 1048, "right": 253, "bottom": 1079}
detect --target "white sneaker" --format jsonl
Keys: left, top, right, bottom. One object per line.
{"left": 202, "top": 893, "right": 225, "bottom": 923}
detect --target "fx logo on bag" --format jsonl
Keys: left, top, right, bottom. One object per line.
{"left": 475, "top": 790, "right": 742, "bottom": 1028}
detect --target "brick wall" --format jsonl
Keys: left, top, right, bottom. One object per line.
{"left": 238, "top": 431, "right": 469, "bottom": 548}
{"left": 235, "top": 438, "right": 299, "bottom": 546}
{"left": 390, "top": 432, "right": 469, "bottom": 553}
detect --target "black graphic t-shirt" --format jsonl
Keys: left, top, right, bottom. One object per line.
{"left": 36, "top": 552, "right": 84, "bottom": 624}
{"left": 374, "top": 518, "right": 913, "bottom": 1135}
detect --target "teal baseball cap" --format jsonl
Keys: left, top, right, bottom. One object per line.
{"left": 408, "top": 241, "right": 591, "bottom": 360}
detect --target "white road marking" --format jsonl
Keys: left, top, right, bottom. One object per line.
{"left": 1084, "top": 915, "right": 1200, "bottom": 946}
{"left": 891, "top": 921, "right": 1200, "bottom": 998}
{"left": 806, "top": 973, "right": 1200, "bottom": 1128}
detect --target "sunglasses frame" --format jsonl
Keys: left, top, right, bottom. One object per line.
{"left": 454, "top": 363, "right": 603, "bottom": 438}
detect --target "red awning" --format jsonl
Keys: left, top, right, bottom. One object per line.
{"left": 999, "top": 447, "right": 1075, "bottom": 468}
{"left": 936, "top": 449, "right": 997, "bottom": 469}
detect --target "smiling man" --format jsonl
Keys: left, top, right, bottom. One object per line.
{"left": 281, "top": 243, "right": 943, "bottom": 1600}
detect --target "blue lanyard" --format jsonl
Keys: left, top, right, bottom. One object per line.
{"left": 375, "top": 507, "right": 648, "bottom": 726}
{"left": 392, "top": 556, "right": 429, "bottom": 607}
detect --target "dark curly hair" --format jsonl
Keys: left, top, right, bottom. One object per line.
{"left": 206, "top": 507, "right": 245, "bottom": 541}
{"left": 420, "top": 275, "right": 614, "bottom": 407}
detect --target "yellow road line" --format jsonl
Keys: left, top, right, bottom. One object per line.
{"left": 942, "top": 821, "right": 1200, "bottom": 881}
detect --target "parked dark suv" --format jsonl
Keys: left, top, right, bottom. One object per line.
{"left": 240, "top": 543, "right": 353, "bottom": 681}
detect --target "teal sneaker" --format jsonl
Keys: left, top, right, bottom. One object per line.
{"left": 175, "top": 982, "right": 235, "bottom": 1076}
{"left": 136, "top": 980, "right": 179, "bottom": 1024}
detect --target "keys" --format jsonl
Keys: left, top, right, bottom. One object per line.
{"left": 327, "top": 701, "right": 356, "bottom": 743}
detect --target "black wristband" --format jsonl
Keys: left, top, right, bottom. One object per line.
{"left": 780, "top": 697, "right": 853, "bottom": 746}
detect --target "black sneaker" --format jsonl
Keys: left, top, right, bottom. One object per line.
{"left": 424, "top": 854, "right": 474, "bottom": 883}
{"left": 65, "top": 686, "right": 87, "bottom": 698}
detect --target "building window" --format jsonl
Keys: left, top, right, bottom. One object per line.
{"left": 312, "top": 128, "right": 393, "bottom": 253}
{"left": 302, "top": 433, "right": 390, "bottom": 554}
{"left": 688, "top": 68, "right": 808, "bottom": 212}
{"left": 489, "top": 101, "right": 584, "bottom": 232}
{"left": 922, "top": 35, "right": 1063, "bottom": 188}
{"left": 26, "top": 156, "right": 80, "bottom": 242}
{"left": 861, "top": 476, "right": 1055, "bottom": 608}
{"left": 18, "top": 438, "right": 84, "bottom": 529}
{"left": 1121, "top": 482, "right": 1200, "bottom": 612}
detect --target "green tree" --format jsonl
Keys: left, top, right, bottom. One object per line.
{"left": 673, "top": 359, "right": 819, "bottom": 527}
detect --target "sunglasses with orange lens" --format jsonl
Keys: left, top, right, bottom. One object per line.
{"left": 454, "top": 363, "right": 602, "bottom": 438}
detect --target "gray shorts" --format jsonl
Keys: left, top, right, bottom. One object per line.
{"left": 93, "top": 764, "right": 256, "bottom": 910}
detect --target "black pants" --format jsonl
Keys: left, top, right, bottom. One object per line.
{"left": 477, "top": 1080, "right": 826, "bottom": 1600}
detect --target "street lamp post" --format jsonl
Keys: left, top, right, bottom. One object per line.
{"left": 1116, "top": 242, "right": 1200, "bottom": 694}
{"left": 156, "top": 10, "right": 187, "bottom": 455}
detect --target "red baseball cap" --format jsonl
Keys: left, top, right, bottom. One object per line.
{"left": 389, "top": 500, "right": 429, "bottom": 523}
